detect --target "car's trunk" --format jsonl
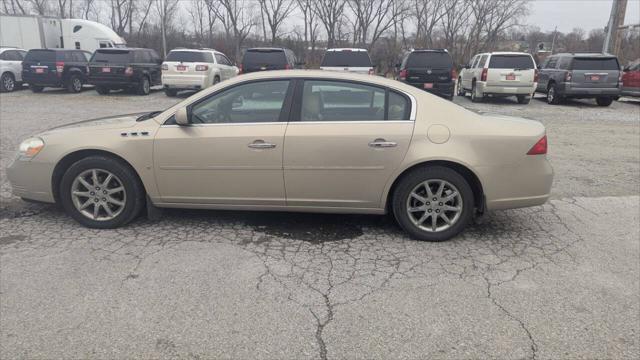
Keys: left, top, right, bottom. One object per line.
{"left": 570, "top": 57, "right": 620, "bottom": 89}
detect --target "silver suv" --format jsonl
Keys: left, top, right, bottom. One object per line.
{"left": 536, "top": 53, "right": 621, "bottom": 106}
{"left": 0, "top": 47, "right": 27, "bottom": 92}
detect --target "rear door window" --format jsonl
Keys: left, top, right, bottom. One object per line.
{"left": 488, "top": 55, "right": 535, "bottom": 69}
{"left": 243, "top": 50, "right": 286, "bottom": 66}
{"left": 477, "top": 55, "right": 488, "bottom": 68}
{"left": 321, "top": 51, "right": 372, "bottom": 67}
{"left": 167, "top": 51, "right": 212, "bottom": 63}
{"left": 214, "top": 53, "right": 229, "bottom": 65}
{"left": 572, "top": 58, "right": 620, "bottom": 70}
{"left": 91, "top": 50, "right": 131, "bottom": 63}
{"left": 405, "top": 52, "right": 452, "bottom": 68}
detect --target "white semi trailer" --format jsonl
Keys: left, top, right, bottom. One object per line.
{"left": 0, "top": 15, "right": 126, "bottom": 52}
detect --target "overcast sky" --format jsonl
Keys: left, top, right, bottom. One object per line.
{"left": 528, "top": 0, "right": 640, "bottom": 32}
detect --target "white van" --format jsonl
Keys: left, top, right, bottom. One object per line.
{"left": 458, "top": 52, "right": 538, "bottom": 104}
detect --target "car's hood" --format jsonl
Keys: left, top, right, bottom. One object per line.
{"left": 40, "top": 112, "right": 149, "bottom": 135}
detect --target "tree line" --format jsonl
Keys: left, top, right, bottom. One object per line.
{"left": 2, "top": 0, "right": 639, "bottom": 73}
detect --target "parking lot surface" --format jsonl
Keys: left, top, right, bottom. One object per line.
{"left": 1, "top": 87, "right": 639, "bottom": 359}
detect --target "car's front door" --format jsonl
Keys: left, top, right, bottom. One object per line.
{"left": 283, "top": 79, "right": 414, "bottom": 209}
{"left": 154, "top": 79, "right": 293, "bottom": 205}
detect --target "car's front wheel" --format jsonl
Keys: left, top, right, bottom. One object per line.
{"left": 517, "top": 95, "right": 531, "bottom": 104}
{"left": 29, "top": 84, "right": 44, "bottom": 93}
{"left": 596, "top": 97, "right": 613, "bottom": 107}
{"left": 164, "top": 88, "right": 177, "bottom": 97}
{"left": 95, "top": 86, "right": 110, "bottom": 95}
{"left": 0, "top": 72, "right": 16, "bottom": 92}
{"left": 456, "top": 77, "right": 465, "bottom": 96}
{"left": 392, "top": 166, "right": 474, "bottom": 242}
{"left": 60, "top": 156, "right": 145, "bottom": 228}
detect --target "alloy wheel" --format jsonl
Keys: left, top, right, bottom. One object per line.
{"left": 547, "top": 87, "right": 555, "bottom": 104}
{"left": 73, "top": 77, "right": 82, "bottom": 92}
{"left": 406, "top": 179, "right": 463, "bottom": 232}
{"left": 2, "top": 74, "right": 14, "bottom": 91}
{"left": 71, "top": 169, "right": 127, "bottom": 221}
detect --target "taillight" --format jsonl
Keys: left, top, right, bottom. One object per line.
{"left": 527, "top": 135, "right": 548, "bottom": 155}
{"left": 534, "top": 69, "right": 539, "bottom": 82}
{"left": 161, "top": 63, "right": 168, "bottom": 71}
{"left": 618, "top": 72, "right": 623, "bottom": 85}
{"left": 451, "top": 68, "right": 458, "bottom": 79}
{"left": 399, "top": 69, "right": 408, "bottom": 81}
{"left": 285, "top": 64, "right": 292, "bottom": 70}
{"left": 565, "top": 71, "right": 572, "bottom": 82}
{"left": 238, "top": 64, "right": 243, "bottom": 74}
{"left": 124, "top": 66, "right": 134, "bottom": 76}
{"left": 480, "top": 68, "right": 488, "bottom": 82}
{"left": 368, "top": 68, "right": 375, "bottom": 75}
{"left": 195, "top": 65, "right": 208, "bottom": 71}
{"left": 55, "top": 61, "right": 64, "bottom": 76}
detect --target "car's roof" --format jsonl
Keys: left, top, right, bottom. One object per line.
{"left": 170, "top": 48, "right": 221, "bottom": 54}
{"left": 555, "top": 52, "right": 618, "bottom": 58}
{"left": 95, "top": 47, "right": 151, "bottom": 52}
{"left": 0, "top": 47, "right": 24, "bottom": 52}
{"left": 246, "top": 47, "right": 288, "bottom": 51}
{"left": 326, "top": 48, "right": 368, "bottom": 52}
{"left": 482, "top": 51, "right": 533, "bottom": 56}
{"left": 410, "top": 48, "right": 449, "bottom": 53}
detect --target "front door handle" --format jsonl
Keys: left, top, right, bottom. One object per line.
{"left": 369, "top": 138, "right": 397, "bottom": 148}
{"left": 248, "top": 140, "right": 276, "bottom": 149}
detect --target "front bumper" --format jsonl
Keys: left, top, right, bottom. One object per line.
{"left": 6, "top": 155, "right": 55, "bottom": 203}
{"left": 479, "top": 82, "right": 535, "bottom": 96}
{"left": 162, "top": 74, "right": 210, "bottom": 90}
{"left": 477, "top": 156, "right": 554, "bottom": 211}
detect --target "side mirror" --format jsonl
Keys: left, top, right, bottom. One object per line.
{"left": 623, "top": 66, "right": 630, "bottom": 71}
{"left": 175, "top": 107, "right": 189, "bottom": 126}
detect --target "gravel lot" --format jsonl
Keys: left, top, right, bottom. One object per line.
{"left": 1, "top": 86, "right": 639, "bottom": 359}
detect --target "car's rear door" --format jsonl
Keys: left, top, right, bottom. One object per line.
{"left": 153, "top": 79, "right": 294, "bottom": 205}
{"left": 570, "top": 57, "right": 620, "bottom": 89}
{"left": 283, "top": 79, "right": 413, "bottom": 209}
{"left": 486, "top": 54, "right": 536, "bottom": 89}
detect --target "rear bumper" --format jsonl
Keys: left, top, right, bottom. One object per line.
{"left": 21, "top": 73, "right": 63, "bottom": 87}
{"left": 88, "top": 77, "right": 137, "bottom": 88}
{"left": 621, "top": 86, "right": 640, "bottom": 97}
{"left": 478, "top": 82, "right": 536, "bottom": 96}
{"left": 558, "top": 83, "right": 621, "bottom": 97}
{"left": 404, "top": 81, "right": 454, "bottom": 97}
{"left": 478, "top": 157, "right": 554, "bottom": 211}
{"left": 6, "top": 156, "right": 55, "bottom": 203}
{"left": 162, "top": 74, "right": 210, "bottom": 89}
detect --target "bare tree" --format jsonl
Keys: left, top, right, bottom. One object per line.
{"left": 27, "top": 0, "right": 48, "bottom": 15}
{"left": 210, "top": 0, "right": 256, "bottom": 60}
{"left": 110, "top": 0, "right": 132, "bottom": 36}
{"left": 155, "top": 0, "right": 180, "bottom": 55}
{"left": 413, "top": 0, "right": 447, "bottom": 48}
{"left": 1, "top": 0, "right": 27, "bottom": 14}
{"left": 295, "top": 0, "right": 319, "bottom": 61}
{"left": 312, "top": 0, "right": 346, "bottom": 48}
{"left": 258, "top": 0, "right": 296, "bottom": 44}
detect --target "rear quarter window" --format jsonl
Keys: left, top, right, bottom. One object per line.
{"left": 572, "top": 58, "right": 620, "bottom": 70}
{"left": 405, "top": 52, "right": 452, "bottom": 68}
{"left": 488, "top": 55, "right": 535, "bottom": 69}
{"left": 321, "top": 51, "right": 372, "bottom": 67}
{"left": 91, "top": 50, "right": 132, "bottom": 63}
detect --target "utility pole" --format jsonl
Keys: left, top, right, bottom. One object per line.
{"left": 550, "top": 26, "right": 558, "bottom": 53}
{"left": 603, "top": 0, "right": 627, "bottom": 55}
{"left": 161, "top": 0, "right": 167, "bottom": 57}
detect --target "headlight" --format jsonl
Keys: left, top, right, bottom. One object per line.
{"left": 18, "top": 137, "right": 45, "bottom": 159}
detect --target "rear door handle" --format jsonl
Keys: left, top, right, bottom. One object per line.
{"left": 248, "top": 140, "right": 276, "bottom": 149}
{"left": 369, "top": 138, "right": 397, "bottom": 148}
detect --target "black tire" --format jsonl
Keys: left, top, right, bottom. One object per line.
{"left": 456, "top": 77, "right": 465, "bottom": 96}
{"left": 164, "top": 88, "right": 178, "bottom": 97}
{"left": 30, "top": 84, "right": 44, "bottom": 93}
{"left": 517, "top": 95, "right": 531, "bottom": 104}
{"left": 0, "top": 72, "right": 16, "bottom": 92}
{"left": 59, "top": 155, "right": 145, "bottom": 229}
{"left": 136, "top": 76, "right": 150, "bottom": 95}
{"left": 392, "top": 166, "right": 474, "bottom": 242}
{"left": 67, "top": 74, "right": 83, "bottom": 93}
{"left": 95, "top": 86, "right": 110, "bottom": 95}
{"left": 471, "top": 82, "right": 482, "bottom": 102}
{"left": 596, "top": 97, "right": 613, "bottom": 107}
{"left": 546, "top": 83, "right": 561, "bottom": 105}
{"left": 213, "top": 76, "right": 220, "bottom": 85}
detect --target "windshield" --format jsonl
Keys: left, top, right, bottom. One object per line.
{"left": 166, "top": 51, "right": 213, "bottom": 63}
{"left": 572, "top": 58, "right": 620, "bottom": 70}
{"left": 321, "top": 51, "right": 372, "bottom": 67}
{"left": 405, "top": 52, "right": 452, "bottom": 68}
{"left": 91, "top": 50, "right": 132, "bottom": 63}
{"left": 488, "top": 55, "right": 535, "bottom": 69}
{"left": 242, "top": 50, "right": 286, "bottom": 66}
{"left": 24, "top": 50, "right": 56, "bottom": 62}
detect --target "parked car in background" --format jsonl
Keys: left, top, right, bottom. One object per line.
{"left": 21, "top": 48, "right": 91, "bottom": 93}
{"left": 458, "top": 52, "right": 537, "bottom": 104}
{"left": 320, "top": 48, "right": 374, "bottom": 74}
{"left": 536, "top": 53, "right": 621, "bottom": 106}
{"left": 88, "top": 48, "right": 162, "bottom": 95}
{"left": 162, "top": 48, "right": 238, "bottom": 97}
{"left": 239, "top": 47, "right": 299, "bottom": 74}
{"left": 7, "top": 70, "right": 553, "bottom": 242}
{"left": 621, "top": 59, "right": 640, "bottom": 98}
{"left": 396, "top": 49, "right": 455, "bottom": 100}
{"left": 0, "top": 47, "right": 26, "bottom": 92}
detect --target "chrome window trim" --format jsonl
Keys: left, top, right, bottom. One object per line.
{"left": 160, "top": 120, "right": 414, "bottom": 128}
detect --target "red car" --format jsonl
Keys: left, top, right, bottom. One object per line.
{"left": 622, "top": 59, "right": 640, "bottom": 97}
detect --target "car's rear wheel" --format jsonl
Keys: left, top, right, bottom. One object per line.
{"left": 164, "top": 88, "right": 177, "bottom": 97}
{"left": 596, "top": 97, "right": 613, "bottom": 107}
{"left": 1, "top": 72, "right": 15, "bottom": 92}
{"left": 29, "top": 84, "right": 44, "bottom": 93}
{"left": 392, "top": 166, "right": 474, "bottom": 242}
{"left": 60, "top": 156, "right": 145, "bottom": 229}
{"left": 136, "top": 76, "right": 150, "bottom": 95}
{"left": 95, "top": 86, "right": 110, "bottom": 95}
{"left": 546, "top": 83, "right": 561, "bottom": 105}
{"left": 471, "top": 83, "right": 482, "bottom": 102}
{"left": 67, "top": 74, "right": 83, "bottom": 93}
{"left": 517, "top": 95, "right": 531, "bottom": 104}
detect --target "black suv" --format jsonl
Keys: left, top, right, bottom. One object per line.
{"left": 240, "top": 47, "right": 299, "bottom": 74}
{"left": 536, "top": 53, "right": 621, "bottom": 106}
{"left": 88, "top": 48, "right": 162, "bottom": 95}
{"left": 22, "top": 49, "right": 91, "bottom": 93}
{"left": 396, "top": 49, "right": 456, "bottom": 100}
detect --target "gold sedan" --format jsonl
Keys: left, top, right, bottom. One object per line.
{"left": 7, "top": 70, "right": 553, "bottom": 241}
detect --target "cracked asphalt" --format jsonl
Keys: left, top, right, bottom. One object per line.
{"left": 1, "top": 87, "right": 639, "bottom": 359}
